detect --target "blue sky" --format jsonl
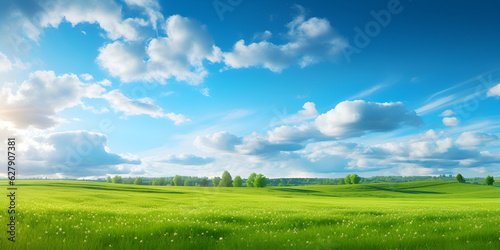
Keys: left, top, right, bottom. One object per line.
{"left": 1, "top": 0, "right": 500, "bottom": 179}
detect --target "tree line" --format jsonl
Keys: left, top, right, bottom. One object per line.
{"left": 105, "top": 172, "right": 496, "bottom": 187}
{"left": 106, "top": 171, "right": 267, "bottom": 187}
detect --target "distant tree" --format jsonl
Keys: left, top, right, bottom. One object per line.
{"left": 173, "top": 175, "right": 183, "bottom": 186}
{"left": 246, "top": 173, "right": 257, "bottom": 187}
{"left": 126, "top": 177, "right": 132, "bottom": 184}
{"left": 278, "top": 178, "right": 285, "bottom": 187}
{"left": 233, "top": 176, "right": 243, "bottom": 187}
{"left": 351, "top": 174, "right": 361, "bottom": 184}
{"left": 254, "top": 173, "right": 266, "bottom": 187}
{"left": 158, "top": 177, "right": 167, "bottom": 186}
{"left": 213, "top": 177, "right": 221, "bottom": 187}
{"left": 346, "top": 174, "right": 352, "bottom": 184}
{"left": 152, "top": 178, "right": 159, "bottom": 186}
{"left": 456, "top": 173, "right": 466, "bottom": 183}
{"left": 201, "top": 178, "right": 209, "bottom": 187}
{"left": 106, "top": 176, "right": 112, "bottom": 183}
{"left": 339, "top": 178, "right": 345, "bottom": 185}
{"left": 485, "top": 175, "right": 495, "bottom": 186}
{"left": 112, "top": 175, "right": 122, "bottom": 184}
{"left": 219, "top": 171, "right": 233, "bottom": 187}
{"left": 134, "top": 177, "right": 143, "bottom": 185}
{"left": 184, "top": 180, "right": 190, "bottom": 186}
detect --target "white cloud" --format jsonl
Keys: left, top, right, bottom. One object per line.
{"left": 234, "top": 132, "right": 303, "bottom": 157}
{"left": 442, "top": 117, "right": 460, "bottom": 126}
{"left": 102, "top": 90, "right": 189, "bottom": 124}
{"left": 197, "top": 100, "right": 423, "bottom": 159}
{"left": 0, "top": 71, "right": 105, "bottom": 129}
{"left": 97, "top": 79, "right": 112, "bottom": 86}
{"left": 0, "top": 128, "right": 141, "bottom": 178}
{"left": 0, "top": 52, "right": 13, "bottom": 73}
{"left": 161, "top": 91, "right": 177, "bottom": 97}
{"left": 98, "top": 15, "right": 221, "bottom": 84}
{"left": 415, "top": 95, "right": 455, "bottom": 115}
{"left": 0, "top": 0, "right": 152, "bottom": 52}
{"left": 275, "top": 102, "right": 318, "bottom": 125}
{"left": 349, "top": 83, "right": 387, "bottom": 100}
{"left": 223, "top": 14, "right": 347, "bottom": 72}
{"left": 81, "top": 104, "right": 109, "bottom": 114}
{"left": 79, "top": 73, "right": 94, "bottom": 81}
{"left": 24, "top": 131, "right": 141, "bottom": 177}
{"left": 0, "top": 52, "right": 27, "bottom": 73}
{"left": 267, "top": 124, "right": 325, "bottom": 144}
{"left": 456, "top": 131, "right": 497, "bottom": 147}
{"left": 314, "top": 100, "right": 423, "bottom": 138}
{"left": 297, "top": 129, "right": 500, "bottom": 174}
{"left": 253, "top": 30, "right": 272, "bottom": 41}
{"left": 194, "top": 131, "right": 242, "bottom": 153}
{"left": 123, "top": 0, "right": 164, "bottom": 30}
{"left": 156, "top": 154, "right": 215, "bottom": 165}
{"left": 439, "top": 109, "right": 456, "bottom": 117}
{"left": 487, "top": 83, "right": 500, "bottom": 97}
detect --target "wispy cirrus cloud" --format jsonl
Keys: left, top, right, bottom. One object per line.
{"left": 102, "top": 89, "right": 189, "bottom": 124}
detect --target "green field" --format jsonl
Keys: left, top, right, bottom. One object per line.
{"left": 1, "top": 181, "right": 499, "bottom": 249}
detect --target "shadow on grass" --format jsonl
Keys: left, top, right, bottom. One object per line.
{"left": 18, "top": 182, "right": 186, "bottom": 194}
{"left": 274, "top": 188, "right": 320, "bottom": 193}
{"left": 366, "top": 185, "right": 445, "bottom": 194}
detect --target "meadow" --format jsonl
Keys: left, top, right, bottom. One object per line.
{"left": 1, "top": 181, "right": 499, "bottom": 249}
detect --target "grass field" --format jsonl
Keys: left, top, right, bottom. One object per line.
{"left": 1, "top": 181, "right": 499, "bottom": 249}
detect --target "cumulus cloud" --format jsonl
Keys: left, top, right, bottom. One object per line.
{"left": 0, "top": 70, "right": 187, "bottom": 128}
{"left": 196, "top": 100, "right": 423, "bottom": 159}
{"left": 156, "top": 154, "right": 215, "bottom": 165}
{"left": 297, "top": 129, "right": 500, "bottom": 173}
{"left": 314, "top": 100, "right": 423, "bottom": 138}
{"left": 279, "top": 102, "right": 318, "bottom": 124}
{"left": 194, "top": 131, "right": 242, "bottom": 153}
{"left": 98, "top": 79, "right": 112, "bottom": 86}
{"left": 43, "top": 131, "right": 140, "bottom": 167}
{"left": 223, "top": 14, "right": 347, "bottom": 72}
{"left": 102, "top": 90, "right": 189, "bottom": 124}
{"left": 43, "top": 0, "right": 149, "bottom": 41}
{"left": 442, "top": 117, "right": 460, "bottom": 126}
{"left": 123, "top": 0, "right": 164, "bottom": 30}
{"left": 98, "top": 15, "right": 221, "bottom": 84}
{"left": 234, "top": 133, "right": 303, "bottom": 157}
{"left": 439, "top": 109, "right": 456, "bottom": 117}
{"left": 456, "top": 131, "right": 497, "bottom": 147}
{"left": 0, "top": 130, "right": 141, "bottom": 178}
{"left": 0, "top": 0, "right": 157, "bottom": 53}
{"left": 487, "top": 83, "right": 500, "bottom": 97}
{"left": 0, "top": 70, "right": 105, "bottom": 129}
{"left": 267, "top": 124, "right": 327, "bottom": 144}
{"left": 79, "top": 73, "right": 94, "bottom": 81}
